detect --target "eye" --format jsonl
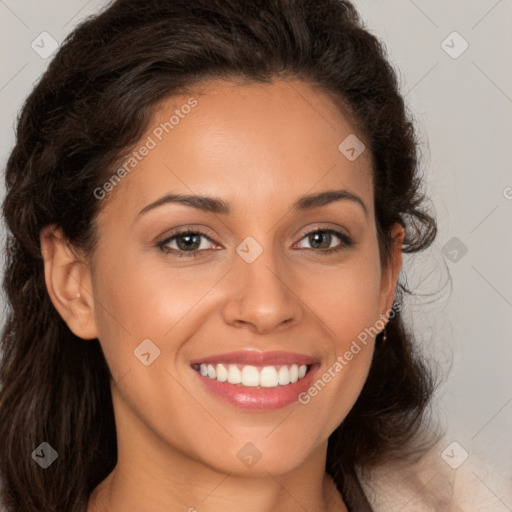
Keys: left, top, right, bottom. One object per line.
{"left": 294, "top": 228, "right": 353, "bottom": 254}
{"left": 156, "top": 226, "right": 353, "bottom": 259}
{"left": 157, "top": 229, "right": 219, "bottom": 258}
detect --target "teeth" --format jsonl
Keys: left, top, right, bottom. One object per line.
{"left": 216, "top": 363, "right": 228, "bottom": 382}
{"left": 227, "top": 364, "right": 242, "bottom": 384}
{"left": 196, "top": 363, "right": 309, "bottom": 388}
{"left": 290, "top": 364, "right": 299, "bottom": 383}
{"left": 278, "top": 365, "right": 291, "bottom": 385}
{"left": 241, "top": 365, "right": 260, "bottom": 386}
{"left": 260, "top": 366, "right": 278, "bottom": 387}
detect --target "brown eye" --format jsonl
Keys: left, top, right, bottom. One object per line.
{"left": 174, "top": 233, "right": 202, "bottom": 251}
{"left": 157, "top": 230, "right": 218, "bottom": 257}
{"left": 295, "top": 228, "right": 353, "bottom": 253}
{"left": 307, "top": 231, "right": 334, "bottom": 249}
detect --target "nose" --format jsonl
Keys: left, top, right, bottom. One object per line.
{"left": 221, "top": 243, "right": 303, "bottom": 334}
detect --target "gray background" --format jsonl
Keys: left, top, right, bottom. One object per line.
{"left": 1, "top": 0, "right": 511, "bottom": 497}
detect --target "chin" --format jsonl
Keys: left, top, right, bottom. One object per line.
{"left": 194, "top": 433, "right": 321, "bottom": 477}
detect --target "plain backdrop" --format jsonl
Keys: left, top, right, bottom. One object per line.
{"left": 1, "top": 0, "right": 511, "bottom": 491}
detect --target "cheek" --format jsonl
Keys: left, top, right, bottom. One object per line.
{"left": 292, "top": 250, "right": 383, "bottom": 434}
{"left": 91, "top": 243, "right": 215, "bottom": 333}
{"left": 90, "top": 245, "right": 227, "bottom": 382}
{"left": 302, "top": 251, "right": 383, "bottom": 343}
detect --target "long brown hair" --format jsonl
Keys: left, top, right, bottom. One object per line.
{"left": 0, "top": 1, "right": 438, "bottom": 510}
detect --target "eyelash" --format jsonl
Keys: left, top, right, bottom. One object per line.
{"left": 156, "top": 226, "right": 354, "bottom": 258}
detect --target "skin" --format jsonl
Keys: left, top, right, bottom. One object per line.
{"left": 41, "top": 78, "right": 404, "bottom": 512}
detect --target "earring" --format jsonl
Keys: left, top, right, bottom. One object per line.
{"left": 381, "top": 327, "right": 387, "bottom": 343}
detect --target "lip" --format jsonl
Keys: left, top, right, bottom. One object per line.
{"left": 190, "top": 350, "right": 321, "bottom": 411}
{"left": 189, "top": 350, "right": 319, "bottom": 367}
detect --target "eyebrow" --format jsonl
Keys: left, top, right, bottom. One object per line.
{"left": 137, "top": 188, "right": 368, "bottom": 218}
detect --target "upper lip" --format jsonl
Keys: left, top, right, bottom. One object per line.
{"left": 190, "top": 350, "right": 319, "bottom": 367}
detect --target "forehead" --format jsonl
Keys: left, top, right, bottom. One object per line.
{"left": 100, "top": 78, "right": 373, "bottom": 219}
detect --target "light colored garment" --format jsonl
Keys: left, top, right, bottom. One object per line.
{"left": 359, "top": 440, "right": 512, "bottom": 511}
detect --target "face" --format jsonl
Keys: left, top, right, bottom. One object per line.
{"left": 44, "top": 78, "right": 403, "bottom": 478}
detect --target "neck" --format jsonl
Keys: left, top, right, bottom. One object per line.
{"left": 87, "top": 432, "right": 348, "bottom": 512}
{"left": 89, "top": 469, "right": 348, "bottom": 512}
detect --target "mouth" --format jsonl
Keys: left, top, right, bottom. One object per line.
{"left": 190, "top": 350, "right": 320, "bottom": 410}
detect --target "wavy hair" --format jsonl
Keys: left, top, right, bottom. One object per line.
{"left": 0, "top": 0, "right": 438, "bottom": 510}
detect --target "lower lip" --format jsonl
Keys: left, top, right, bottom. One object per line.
{"left": 193, "top": 365, "right": 320, "bottom": 411}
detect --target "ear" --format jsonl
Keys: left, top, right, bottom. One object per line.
{"left": 40, "top": 224, "right": 98, "bottom": 340}
{"left": 377, "top": 223, "right": 405, "bottom": 321}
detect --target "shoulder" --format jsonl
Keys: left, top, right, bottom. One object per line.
{"left": 359, "top": 439, "right": 512, "bottom": 511}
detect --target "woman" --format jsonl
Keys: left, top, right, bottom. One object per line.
{"left": 0, "top": 0, "right": 459, "bottom": 510}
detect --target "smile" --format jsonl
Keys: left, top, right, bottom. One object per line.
{"left": 192, "top": 363, "right": 310, "bottom": 388}
{"left": 189, "top": 350, "right": 320, "bottom": 410}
